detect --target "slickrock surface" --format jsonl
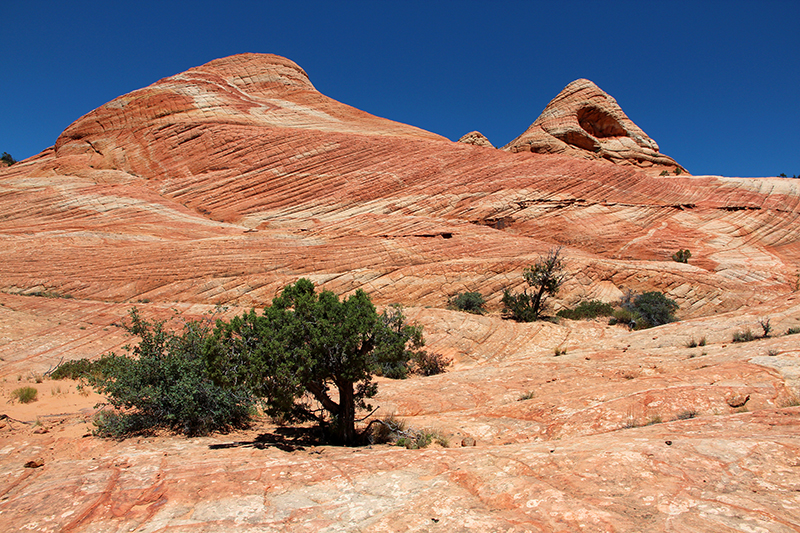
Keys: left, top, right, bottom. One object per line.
{"left": 1, "top": 53, "right": 800, "bottom": 531}
{"left": 503, "top": 79, "right": 683, "bottom": 173}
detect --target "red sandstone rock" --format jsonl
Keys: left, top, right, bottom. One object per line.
{"left": 1, "top": 54, "right": 799, "bottom": 532}
{"left": 503, "top": 79, "right": 683, "bottom": 173}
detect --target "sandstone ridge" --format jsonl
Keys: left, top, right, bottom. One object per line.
{"left": 503, "top": 78, "right": 683, "bottom": 173}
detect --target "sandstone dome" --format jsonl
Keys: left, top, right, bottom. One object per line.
{"left": 503, "top": 79, "right": 684, "bottom": 174}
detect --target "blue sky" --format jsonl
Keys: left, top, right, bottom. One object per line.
{"left": 2, "top": 1, "right": 798, "bottom": 177}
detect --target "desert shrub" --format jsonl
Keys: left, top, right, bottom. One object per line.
{"left": 627, "top": 291, "right": 678, "bottom": 329}
{"left": 366, "top": 413, "right": 407, "bottom": 444}
{"left": 410, "top": 350, "right": 452, "bottom": 376}
{"left": 646, "top": 415, "right": 662, "bottom": 425}
{"left": 502, "top": 248, "right": 566, "bottom": 322}
{"left": 759, "top": 317, "right": 772, "bottom": 337}
{"left": 609, "top": 307, "right": 639, "bottom": 328}
{"left": 365, "top": 415, "right": 445, "bottom": 448}
{"left": 501, "top": 289, "right": 540, "bottom": 322}
{"left": 787, "top": 327, "right": 800, "bottom": 335}
{"left": 672, "top": 249, "right": 691, "bottom": 263}
{"left": 11, "top": 386, "right": 37, "bottom": 403}
{"left": 659, "top": 170, "right": 669, "bottom": 176}
{"left": 686, "top": 336, "right": 707, "bottom": 348}
{"left": 557, "top": 300, "right": 614, "bottom": 320}
{"left": 1, "top": 152, "right": 16, "bottom": 166}
{"left": 675, "top": 409, "right": 698, "bottom": 420}
{"left": 732, "top": 329, "right": 756, "bottom": 343}
{"left": 447, "top": 292, "right": 486, "bottom": 315}
{"left": 608, "top": 291, "right": 677, "bottom": 330}
{"left": 89, "top": 309, "right": 254, "bottom": 438}
{"left": 553, "top": 346, "right": 567, "bottom": 356}
{"left": 518, "top": 391, "right": 535, "bottom": 401}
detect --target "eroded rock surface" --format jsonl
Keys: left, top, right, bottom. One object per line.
{"left": 457, "top": 131, "right": 495, "bottom": 148}
{"left": 503, "top": 79, "right": 683, "bottom": 173}
{"left": 1, "top": 53, "right": 800, "bottom": 532}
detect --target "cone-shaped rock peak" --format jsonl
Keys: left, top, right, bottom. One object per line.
{"left": 503, "top": 79, "right": 684, "bottom": 173}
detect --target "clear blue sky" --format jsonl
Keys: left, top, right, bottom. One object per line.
{"left": 2, "top": 1, "right": 798, "bottom": 177}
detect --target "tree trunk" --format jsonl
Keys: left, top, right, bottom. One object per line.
{"left": 337, "top": 379, "right": 356, "bottom": 445}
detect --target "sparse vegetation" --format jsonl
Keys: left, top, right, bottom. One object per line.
{"left": 556, "top": 300, "right": 614, "bottom": 320}
{"left": 767, "top": 349, "right": 779, "bottom": 357}
{"left": 659, "top": 170, "right": 669, "bottom": 176}
{"left": 675, "top": 409, "right": 698, "bottom": 420}
{"left": 686, "top": 336, "right": 706, "bottom": 348}
{"left": 553, "top": 346, "right": 567, "bottom": 356}
{"left": 11, "top": 386, "right": 38, "bottom": 404}
{"left": 365, "top": 414, "right": 447, "bottom": 448}
{"left": 787, "top": 327, "right": 800, "bottom": 335}
{"left": 518, "top": 391, "right": 535, "bottom": 401}
{"left": 502, "top": 247, "right": 566, "bottom": 322}
{"left": 646, "top": 415, "right": 662, "bottom": 425}
{"left": 732, "top": 329, "right": 757, "bottom": 343}
{"left": 759, "top": 317, "right": 772, "bottom": 338}
{"left": 26, "top": 289, "right": 74, "bottom": 299}
{"left": 672, "top": 249, "right": 691, "bottom": 263}
{"left": 1, "top": 152, "right": 16, "bottom": 166}
{"left": 447, "top": 291, "right": 487, "bottom": 315}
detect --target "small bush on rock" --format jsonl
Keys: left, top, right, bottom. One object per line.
{"left": 732, "top": 329, "right": 756, "bottom": 343}
{"left": 672, "top": 249, "right": 691, "bottom": 263}
{"left": 557, "top": 300, "right": 614, "bottom": 320}
{"left": 609, "top": 291, "right": 678, "bottom": 330}
{"left": 447, "top": 292, "right": 486, "bottom": 315}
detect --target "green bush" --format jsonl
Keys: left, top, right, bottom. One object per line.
{"left": 1, "top": 152, "right": 16, "bottom": 166}
{"left": 609, "top": 307, "right": 639, "bottom": 328}
{"left": 557, "top": 300, "right": 614, "bottom": 320}
{"left": 447, "top": 292, "right": 486, "bottom": 314}
{"left": 50, "top": 357, "right": 114, "bottom": 380}
{"left": 609, "top": 291, "right": 678, "bottom": 330}
{"left": 88, "top": 309, "right": 254, "bottom": 438}
{"left": 501, "top": 289, "right": 540, "bottom": 322}
{"left": 628, "top": 291, "right": 678, "bottom": 329}
{"left": 11, "top": 386, "right": 37, "bottom": 403}
{"left": 672, "top": 249, "right": 691, "bottom": 263}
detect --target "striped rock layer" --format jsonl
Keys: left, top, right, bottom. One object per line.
{"left": 1, "top": 53, "right": 800, "bottom": 533}
{"left": 1, "top": 54, "right": 797, "bottom": 316}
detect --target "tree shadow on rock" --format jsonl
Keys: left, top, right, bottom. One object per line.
{"left": 208, "top": 426, "right": 323, "bottom": 453}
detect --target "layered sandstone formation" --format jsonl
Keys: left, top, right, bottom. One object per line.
{"left": 457, "top": 130, "right": 495, "bottom": 148}
{"left": 503, "top": 79, "right": 684, "bottom": 173}
{"left": 1, "top": 53, "right": 800, "bottom": 532}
